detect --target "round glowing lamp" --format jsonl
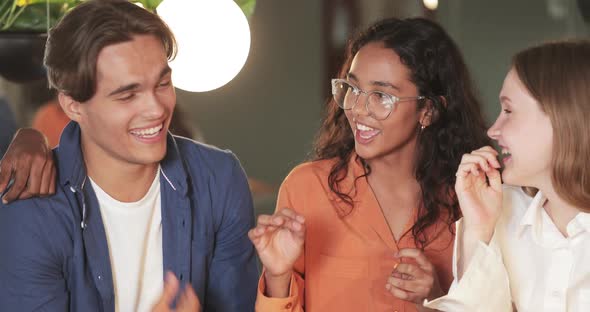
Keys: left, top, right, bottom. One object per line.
{"left": 157, "top": 0, "right": 251, "bottom": 92}
{"left": 423, "top": 0, "right": 439, "bottom": 10}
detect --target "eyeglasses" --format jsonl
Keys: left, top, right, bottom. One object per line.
{"left": 331, "top": 79, "right": 425, "bottom": 120}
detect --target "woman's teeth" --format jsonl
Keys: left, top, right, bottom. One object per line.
{"left": 357, "top": 123, "right": 375, "bottom": 131}
{"left": 356, "top": 123, "right": 381, "bottom": 140}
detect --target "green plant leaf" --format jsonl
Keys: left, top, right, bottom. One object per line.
{"left": 15, "top": 0, "right": 71, "bottom": 5}
{"left": 144, "top": 0, "right": 163, "bottom": 11}
{"left": 3, "top": 3, "right": 65, "bottom": 31}
{"left": 1, "top": 0, "right": 84, "bottom": 30}
{"left": 132, "top": 0, "right": 162, "bottom": 12}
{"left": 235, "top": 0, "right": 256, "bottom": 19}
{"left": 1, "top": 0, "right": 255, "bottom": 31}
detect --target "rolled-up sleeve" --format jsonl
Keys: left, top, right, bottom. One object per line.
{"left": 424, "top": 219, "right": 512, "bottom": 312}
{"left": 255, "top": 271, "right": 304, "bottom": 312}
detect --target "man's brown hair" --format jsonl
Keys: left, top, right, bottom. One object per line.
{"left": 44, "top": 0, "right": 176, "bottom": 102}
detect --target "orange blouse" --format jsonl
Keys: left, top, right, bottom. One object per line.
{"left": 256, "top": 155, "right": 455, "bottom": 312}
{"left": 31, "top": 100, "right": 70, "bottom": 148}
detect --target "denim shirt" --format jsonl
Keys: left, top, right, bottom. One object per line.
{"left": 0, "top": 122, "right": 259, "bottom": 311}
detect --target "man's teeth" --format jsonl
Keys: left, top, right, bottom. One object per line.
{"left": 132, "top": 124, "right": 162, "bottom": 137}
{"left": 356, "top": 123, "right": 376, "bottom": 131}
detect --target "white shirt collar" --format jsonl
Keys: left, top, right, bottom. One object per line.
{"left": 517, "top": 190, "right": 546, "bottom": 240}
{"left": 517, "top": 190, "right": 590, "bottom": 243}
{"left": 567, "top": 211, "right": 590, "bottom": 237}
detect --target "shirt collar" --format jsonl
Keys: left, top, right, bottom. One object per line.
{"left": 576, "top": 213, "right": 590, "bottom": 231}
{"left": 56, "top": 121, "right": 88, "bottom": 189}
{"left": 324, "top": 152, "right": 368, "bottom": 212}
{"left": 57, "top": 121, "right": 189, "bottom": 195}
{"left": 566, "top": 210, "right": 590, "bottom": 237}
{"left": 517, "top": 189, "right": 590, "bottom": 242}
{"left": 517, "top": 190, "right": 546, "bottom": 238}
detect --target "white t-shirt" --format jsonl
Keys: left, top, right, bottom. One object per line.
{"left": 426, "top": 185, "right": 590, "bottom": 312}
{"left": 90, "top": 170, "right": 163, "bottom": 312}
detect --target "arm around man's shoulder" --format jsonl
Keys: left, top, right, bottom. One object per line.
{"left": 0, "top": 197, "right": 71, "bottom": 311}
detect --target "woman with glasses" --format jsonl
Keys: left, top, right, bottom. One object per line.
{"left": 249, "top": 17, "right": 490, "bottom": 311}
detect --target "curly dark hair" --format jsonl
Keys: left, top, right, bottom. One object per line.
{"left": 313, "top": 17, "right": 490, "bottom": 248}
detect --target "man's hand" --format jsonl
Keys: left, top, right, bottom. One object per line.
{"left": 0, "top": 128, "right": 55, "bottom": 204}
{"left": 152, "top": 272, "right": 201, "bottom": 312}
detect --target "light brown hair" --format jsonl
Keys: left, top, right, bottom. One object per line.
{"left": 514, "top": 40, "right": 590, "bottom": 210}
{"left": 44, "top": 0, "right": 177, "bottom": 102}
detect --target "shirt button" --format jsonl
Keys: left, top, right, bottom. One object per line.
{"left": 552, "top": 290, "right": 561, "bottom": 297}
{"left": 285, "top": 302, "right": 292, "bottom": 309}
{"left": 179, "top": 274, "right": 184, "bottom": 281}
{"left": 97, "top": 275, "right": 102, "bottom": 280}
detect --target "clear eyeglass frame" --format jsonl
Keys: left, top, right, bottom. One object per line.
{"left": 331, "top": 78, "right": 425, "bottom": 120}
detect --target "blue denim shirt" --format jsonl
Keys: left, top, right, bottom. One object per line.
{"left": 0, "top": 122, "right": 259, "bottom": 311}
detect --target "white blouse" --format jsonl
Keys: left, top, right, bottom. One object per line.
{"left": 425, "top": 185, "right": 590, "bottom": 312}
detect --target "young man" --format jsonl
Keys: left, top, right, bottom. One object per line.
{"left": 0, "top": 1, "right": 258, "bottom": 311}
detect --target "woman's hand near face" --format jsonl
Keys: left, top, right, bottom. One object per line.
{"left": 455, "top": 146, "right": 503, "bottom": 241}
{"left": 455, "top": 146, "right": 503, "bottom": 280}
{"left": 248, "top": 208, "right": 305, "bottom": 298}
{"left": 386, "top": 248, "right": 443, "bottom": 310}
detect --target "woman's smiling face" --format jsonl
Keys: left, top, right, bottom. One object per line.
{"left": 344, "top": 42, "right": 427, "bottom": 162}
{"left": 487, "top": 68, "right": 553, "bottom": 188}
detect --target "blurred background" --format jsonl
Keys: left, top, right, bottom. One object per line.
{"left": 0, "top": 0, "right": 588, "bottom": 215}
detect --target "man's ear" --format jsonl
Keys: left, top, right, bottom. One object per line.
{"left": 58, "top": 92, "right": 82, "bottom": 122}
